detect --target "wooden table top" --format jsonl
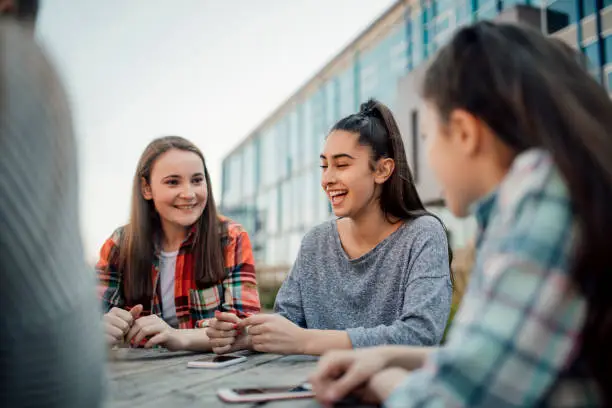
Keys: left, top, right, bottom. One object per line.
{"left": 104, "top": 348, "right": 375, "bottom": 408}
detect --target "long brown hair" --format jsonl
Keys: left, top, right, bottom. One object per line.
{"left": 422, "top": 21, "right": 612, "bottom": 404}
{"left": 115, "top": 136, "right": 227, "bottom": 306}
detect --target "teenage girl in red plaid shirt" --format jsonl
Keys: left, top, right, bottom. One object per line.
{"left": 97, "top": 136, "right": 260, "bottom": 351}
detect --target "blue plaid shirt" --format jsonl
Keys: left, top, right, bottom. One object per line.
{"left": 386, "top": 149, "right": 601, "bottom": 407}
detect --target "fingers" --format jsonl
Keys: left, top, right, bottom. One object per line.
{"left": 104, "top": 314, "right": 130, "bottom": 335}
{"left": 208, "top": 319, "right": 237, "bottom": 332}
{"left": 105, "top": 321, "right": 124, "bottom": 340}
{"left": 245, "top": 323, "right": 266, "bottom": 336}
{"left": 214, "top": 311, "right": 240, "bottom": 324}
{"left": 209, "top": 335, "right": 235, "bottom": 350}
{"left": 212, "top": 344, "right": 233, "bottom": 355}
{"left": 132, "top": 322, "right": 167, "bottom": 346}
{"left": 108, "top": 307, "right": 134, "bottom": 325}
{"left": 310, "top": 353, "right": 353, "bottom": 399}
{"left": 130, "top": 304, "right": 144, "bottom": 319}
{"left": 207, "top": 328, "right": 238, "bottom": 339}
{"left": 125, "top": 315, "right": 162, "bottom": 344}
{"left": 320, "top": 364, "right": 365, "bottom": 403}
{"left": 105, "top": 322, "right": 124, "bottom": 346}
{"left": 251, "top": 342, "right": 272, "bottom": 353}
{"left": 311, "top": 352, "right": 371, "bottom": 405}
{"left": 238, "top": 313, "right": 271, "bottom": 328}
{"left": 144, "top": 332, "right": 167, "bottom": 349}
{"left": 106, "top": 334, "right": 119, "bottom": 346}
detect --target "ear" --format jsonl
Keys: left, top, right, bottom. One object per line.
{"left": 140, "top": 177, "right": 153, "bottom": 200}
{"left": 447, "top": 109, "right": 484, "bottom": 157}
{"left": 373, "top": 157, "right": 395, "bottom": 184}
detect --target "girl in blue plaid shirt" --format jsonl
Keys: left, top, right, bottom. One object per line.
{"left": 310, "top": 21, "right": 612, "bottom": 407}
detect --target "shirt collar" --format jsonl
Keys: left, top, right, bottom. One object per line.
{"left": 470, "top": 188, "right": 498, "bottom": 247}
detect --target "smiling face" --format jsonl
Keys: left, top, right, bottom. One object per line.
{"left": 320, "top": 130, "right": 391, "bottom": 218}
{"left": 141, "top": 148, "right": 208, "bottom": 230}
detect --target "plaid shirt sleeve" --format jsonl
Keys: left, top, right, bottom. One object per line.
{"left": 96, "top": 228, "right": 125, "bottom": 313}
{"left": 385, "top": 151, "right": 588, "bottom": 408}
{"left": 212, "top": 222, "right": 260, "bottom": 321}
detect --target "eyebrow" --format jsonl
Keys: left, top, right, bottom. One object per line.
{"left": 319, "top": 153, "right": 355, "bottom": 160}
{"left": 162, "top": 172, "right": 204, "bottom": 180}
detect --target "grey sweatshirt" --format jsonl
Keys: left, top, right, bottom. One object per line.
{"left": 274, "top": 215, "right": 452, "bottom": 348}
{"left": 0, "top": 20, "right": 105, "bottom": 407}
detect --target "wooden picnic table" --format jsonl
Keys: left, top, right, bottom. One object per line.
{"left": 104, "top": 348, "right": 376, "bottom": 408}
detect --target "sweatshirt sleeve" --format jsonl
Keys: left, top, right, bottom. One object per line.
{"left": 0, "top": 20, "right": 105, "bottom": 408}
{"left": 273, "top": 242, "right": 307, "bottom": 328}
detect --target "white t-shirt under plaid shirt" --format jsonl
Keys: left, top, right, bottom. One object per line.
{"left": 385, "top": 149, "right": 601, "bottom": 407}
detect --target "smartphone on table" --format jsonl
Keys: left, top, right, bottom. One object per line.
{"left": 187, "top": 354, "right": 247, "bottom": 369}
{"left": 217, "top": 383, "right": 314, "bottom": 403}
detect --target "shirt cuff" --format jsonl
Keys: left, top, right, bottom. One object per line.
{"left": 383, "top": 376, "right": 412, "bottom": 408}
{"left": 345, "top": 327, "right": 365, "bottom": 348}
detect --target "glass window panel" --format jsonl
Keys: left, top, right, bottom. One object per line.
{"left": 275, "top": 236, "right": 288, "bottom": 266}
{"left": 316, "top": 175, "right": 330, "bottom": 223}
{"left": 604, "top": 35, "right": 612, "bottom": 65}
{"left": 477, "top": 0, "right": 497, "bottom": 20}
{"left": 311, "top": 89, "right": 326, "bottom": 159}
{"left": 311, "top": 167, "right": 321, "bottom": 223}
{"left": 293, "top": 174, "right": 305, "bottom": 231}
{"left": 584, "top": 42, "right": 602, "bottom": 80}
{"left": 437, "top": 0, "right": 454, "bottom": 11}
{"left": 221, "top": 159, "right": 230, "bottom": 204}
{"left": 260, "top": 128, "right": 275, "bottom": 188}
{"left": 503, "top": 0, "right": 530, "bottom": 8}
{"left": 254, "top": 136, "right": 261, "bottom": 188}
{"left": 242, "top": 142, "right": 255, "bottom": 198}
{"left": 288, "top": 110, "right": 299, "bottom": 173}
{"left": 302, "top": 169, "right": 315, "bottom": 227}
{"left": 325, "top": 79, "right": 338, "bottom": 129}
{"left": 390, "top": 25, "right": 408, "bottom": 75}
{"left": 585, "top": 42, "right": 601, "bottom": 69}
{"left": 423, "top": 2, "right": 434, "bottom": 57}
{"left": 581, "top": 0, "right": 596, "bottom": 16}
{"left": 273, "top": 123, "right": 286, "bottom": 182}
{"left": 546, "top": 0, "right": 577, "bottom": 33}
{"left": 456, "top": 0, "right": 473, "bottom": 26}
{"left": 412, "top": 9, "right": 424, "bottom": 66}
{"left": 288, "top": 232, "right": 302, "bottom": 264}
{"left": 265, "top": 236, "right": 276, "bottom": 266}
{"left": 302, "top": 100, "right": 314, "bottom": 167}
{"left": 267, "top": 188, "right": 278, "bottom": 234}
{"left": 224, "top": 153, "right": 243, "bottom": 207}
{"left": 360, "top": 64, "right": 378, "bottom": 100}
{"left": 339, "top": 66, "right": 355, "bottom": 117}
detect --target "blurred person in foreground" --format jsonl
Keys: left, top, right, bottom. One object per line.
{"left": 0, "top": 3, "right": 105, "bottom": 407}
{"left": 310, "top": 21, "right": 611, "bottom": 407}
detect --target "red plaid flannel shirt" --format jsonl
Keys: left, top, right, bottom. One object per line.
{"left": 96, "top": 216, "right": 260, "bottom": 329}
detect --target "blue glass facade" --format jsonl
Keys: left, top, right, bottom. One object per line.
{"left": 222, "top": 0, "right": 612, "bottom": 268}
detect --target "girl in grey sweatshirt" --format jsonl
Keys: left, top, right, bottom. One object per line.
{"left": 207, "top": 99, "right": 452, "bottom": 356}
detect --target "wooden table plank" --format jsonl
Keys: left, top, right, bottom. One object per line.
{"left": 181, "top": 355, "right": 325, "bottom": 408}
{"left": 105, "top": 349, "right": 283, "bottom": 407}
{"left": 105, "top": 350, "right": 376, "bottom": 408}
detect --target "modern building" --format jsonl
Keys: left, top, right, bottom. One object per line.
{"left": 221, "top": 0, "right": 612, "bottom": 281}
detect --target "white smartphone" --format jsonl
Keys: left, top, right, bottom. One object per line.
{"left": 186, "top": 354, "right": 247, "bottom": 369}
{"left": 217, "top": 383, "right": 314, "bottom": 403}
